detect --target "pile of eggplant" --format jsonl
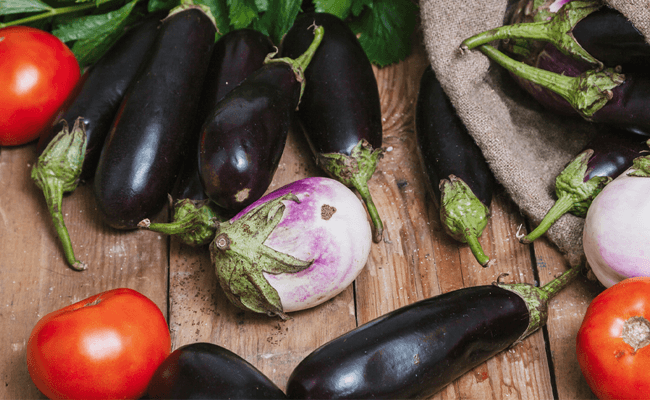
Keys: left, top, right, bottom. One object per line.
{"left": 33, "top": 5, "right": 387, "bottom": 270}
{"left": 458, "top": 0, "right": 650, "bottom": 246}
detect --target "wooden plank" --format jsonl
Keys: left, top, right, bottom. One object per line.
{"left": 0, "top": 145, "right": 169, "bottom": 399}
{"left": 533, "top": 236, "right": 603, "bottom": 400}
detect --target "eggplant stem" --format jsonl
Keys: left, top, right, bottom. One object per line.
{"left": 460, "top": 1, "right": 602, "bottom": 67}
{"left": 464, "top": 232, "right": 492, "bottom": 267}
{"left": 477, "top": 44, "right": 624, "bottom": 118}
{"left": 352, "top": 180, "right": 384, "bottom": 243}
{"left": 499, "top": 265, "right": 581, "bottom": 344}
{"left": 39, "top": 178, "right": 86, "bottom": 271}
{"left": 521, "top": 195, "right": 574, "bottom": 243}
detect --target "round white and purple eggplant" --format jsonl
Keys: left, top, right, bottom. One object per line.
{"left": 280, "top": 13, "right": 385, "bottom": 243}
{"left": 145, "top": 342, "right": 287, "bottom": 399}
{"left": 198, "top": 27, "right": 324, "bottom": 215}
{"left": 93, "top": 4, "right": 216, "bottom": 229}
{"left": 209, "top": 176, "right": 372, "bottom": 319}
{"left": 286, "top": 266, "right": 581, "bottom": 399}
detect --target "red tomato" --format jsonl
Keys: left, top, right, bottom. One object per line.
{"left": 26, "top": 288, "right": 171, "bottom": 400}
{"left": 576, "top": 277, "right": 650, "bottom": 400}
{"left": 0, "top": 26, "right": 80, "bottom": 146}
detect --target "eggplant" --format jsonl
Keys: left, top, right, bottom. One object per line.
{"left": 286, "top": 266, "right": 581, "bottom": 399}
{"left": 93, "top": 4, "right": 216, "bottom": 229}
{"left": 280, "top": 13, "right": 385, "bottom": 243}
{"left": 197, "top": 26, "right": 324, "bottom": 214}
{"left": 29, "top": 15, "right": 162, "bottom": 271}
{"left": 153, "top": 29, "right": 275, "bottom": 247}
{"left": 172, "top": 29, "right": 274, "bottom": 202}
{"left": 145, "top": 342, "right": 287, "bottom": 399}
{"left": 36, "top": 13, "right": 162, "bottom": 181}
{"left": 520, "top": 127, "right": 648, "bottom": 243}
{"left": 461, "top": 1, "right": 650, "bottom": 72}
{"left": 415, "top": 65, "right": 496, "bottom": 267}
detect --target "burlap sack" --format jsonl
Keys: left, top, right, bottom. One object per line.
{"left": 419, "top": 0, "right": 650, "bottom": 266}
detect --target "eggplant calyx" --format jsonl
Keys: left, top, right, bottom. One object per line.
{"left": 628, "top": 152, "right": 650, "bottom": 177}
{"left": 266, "top": 25, "right": 324, "bottom": 105}
{"left": 209, "top": 193, "right": 314, "bottom": 319}
{"left": 496, "top": 264, "right": 581, "bottom": 345}
{"left": 31, "top": 118, "right": 87, "bottom": 271}
{"left": 521, "top": 149, "right": 611, "bottom": 243}
{"left": 477, "top": 44, "right": 624, "bottom": 119}
{"left": 461, "top": 0, "right": 603, "bottom": 68}
{"left": 315, "top": 139, "right": 384, "bottom": 243}
{"left": 138, "top": 198, "right": 222, "bottom": 247}
{"left": 439, "top": 175, "right": 492, "bottom": 267}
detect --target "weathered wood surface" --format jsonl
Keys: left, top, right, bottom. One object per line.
{"left": 0, "top": 30, "right": 602, "bottom": 399}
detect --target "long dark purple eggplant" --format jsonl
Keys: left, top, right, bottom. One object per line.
{"left": 416, "top": 65, "right": 496, "bottom": 268}
{"left": 286, "top": 266, "right": 580, "bottom": 399}
{"left": 149, "top": 29, "right": 274, "bottom": 247}
{"left": 197, "top": 26, "right": 324, "bottom": 214}
{"left": 93, "top": 4, "right": 216, "bottom": 230}
{"left": 172, "top": 29, "right": 274, "bottom": 202}
{"left": 30, "top": 16, "right": 162, "bottom": 271}
{"left": 520, "top": 127, "right": 648, "bottom": 243}
{"left": 36, "top": 14, "right": 163, "bottom": 181}
{"left": 145, "top": 342, "right": 287, "bottom": 399}
{"left": 461, "top": 1, "right": 650, "bottom": 71}
{"left": 280, "top": 12, "right": 385, "bottom": 243}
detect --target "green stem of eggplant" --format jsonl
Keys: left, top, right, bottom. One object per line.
{"left": 31, "top": 118, "right": 87, "bottom": 271}
{"left": 464, "top": 232, "right": 492, "bottom": 268}
{"left": 500, "top": 265, "right": 581, "bottom": 343}
{"left": 460, "top": 0, "right": 602, "bottom": 67}
{"left": 352, "top": 179, "right": 384, "bottom": 243}
{"left": 267, "top": 25, "right": 325, "bottom": 102}
{"left": 477, "top": 44, "right": 624, "bottom": 119}
{"left": 138, "top": 199, "right": 221, "bottom": 247}
{"left": 521, "top": 195, "right": 574, "bottom": 243}
{"left": 39, "top": 179, "right": 86, "bottom": 271}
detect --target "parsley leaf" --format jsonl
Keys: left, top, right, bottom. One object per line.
{"left": 254, "top": 0, "right": 301, "bottom": 45}
{"left": 349, "top": 0, "right": 418, "bottom": 67}
{"left": 227, "top": 0, "right": 258, "bottom": 30}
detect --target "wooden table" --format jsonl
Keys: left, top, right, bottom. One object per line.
{"left": 0, "top": 30, "right": 604, "bottom": 399}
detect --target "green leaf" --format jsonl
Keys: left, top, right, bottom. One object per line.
{"left": 254, "top": 0, "right": 267, "bottom": 13}
{"left": 0, "top": 0, "right": 52, "bottom": 16}
{"left": 54, "top": 0, "right": 139, "bottom": 67}
{"left": 350, "top": 0, "right": 371, "bottom": 17}
{"left": 227, "top": 0, "right": 258, "bottom": 29}
{"left": 256, "top": 0, "right": 300, "bottom": 44}
{"left": 313, "top": 0, "right": 352, "bottom": 20}
{"left": 349, "top": 0, "right": 417, "bottom": 67}
{"left": 147, "top": 0, "right": 177, "bottom": 13}
{"left": 196, "top": 0, "right": 229, "bottom": 37}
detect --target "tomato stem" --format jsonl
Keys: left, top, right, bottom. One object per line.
{"left": 622, "top": 316, "right": 650, "bottom": 352}
{"left": 0, "top": 3, "right": 98, "bottom": 29}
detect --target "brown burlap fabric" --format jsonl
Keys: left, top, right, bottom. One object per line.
{"left": 419, "top": 0, "right": 650, "bottom": 266}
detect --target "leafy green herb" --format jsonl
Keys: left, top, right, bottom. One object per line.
{"left": 0, "top": 0, "right": 418, "bottom": 68}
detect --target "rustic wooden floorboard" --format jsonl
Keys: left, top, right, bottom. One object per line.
{"left": 0, "top": 27, "right": 602, "bottom": 400}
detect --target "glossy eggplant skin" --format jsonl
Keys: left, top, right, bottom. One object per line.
{"left": 93, "top": 8, "right": 216, "bottom": 229}
{"left": 146, "top": 342, "right": 287, "bottom": 399}
{"left": 415, "top": 65, "right": 495, "bottom": 207}
{"left": 573, "top": 7, "right": 650, "bottom": 73}
{"left": 286, "top": 285, "right": 529, "bottom": 399}
{"left": 280, "top": 12, "right": 382, "bottom": 155}
{"left": 198, "top": 62, "right": 300, "bottom": 213}
{"left": 593, "top": 75, "right": 650, "bottom": 136}
{"left": 584, "top": 127, "right": 649, "bottom": 181}
{"left": 36, "top": 14, "right": 162, "bottom": 181}
{"left": 172, "top": 29, "right": 273, "bottom": 201}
